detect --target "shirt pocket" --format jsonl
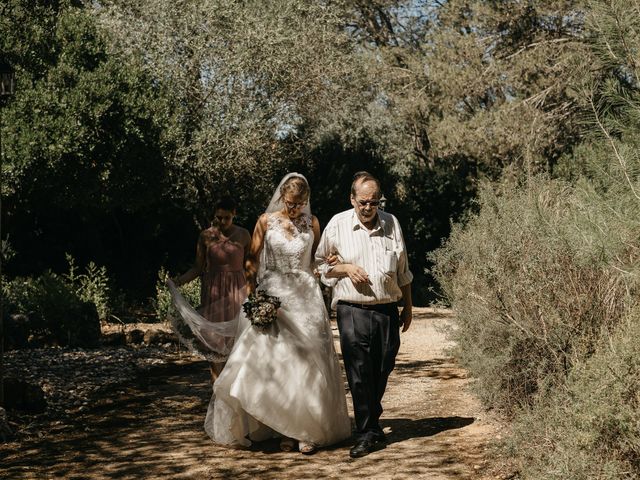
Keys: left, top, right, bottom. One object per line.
{"left": 378, "top": 249, "right": 398, "bottom": 276}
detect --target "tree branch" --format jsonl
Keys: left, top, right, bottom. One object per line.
{"left": 590, "top": 95, "right": 640, "bottom": 202}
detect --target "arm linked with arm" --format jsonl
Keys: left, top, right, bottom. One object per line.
{"left": 315, "top": 218, "right": 370, "bottom": 286}
{"left": 314, "top": 222, "right": 339, "bottom": 287}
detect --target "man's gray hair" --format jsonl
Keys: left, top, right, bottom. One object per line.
{"left": 351, "top": 171, "right": 381, "bottom": 196}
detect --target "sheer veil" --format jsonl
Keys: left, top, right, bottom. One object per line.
{"left": 166, "top": 279, "right": 239, "bottom": 361}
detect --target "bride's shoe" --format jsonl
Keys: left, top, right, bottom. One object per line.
{"left": 298, "top": 441, "right": 317, "bottom": 455}
{"left": 280, "top": 437, "right": 295, "bottom": 452}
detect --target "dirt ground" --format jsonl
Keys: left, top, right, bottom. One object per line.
{"left": 1, "top": 308, "right": 513, "bottom": 479}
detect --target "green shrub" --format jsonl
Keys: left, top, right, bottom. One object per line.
{"left": 431, "top": 177, "right": 640, "bottom": 413}
{"left": 511, "top": 307, "right": 640, "bottom": 479}
{"left": 3, "top": 272, "right": 101, "bottom": 347}
{"left": 429, "top": 0, "right": 640, "bottom": 475}
{"left": 63, "top": 253, "right": 111, "bottom": 321}
{"left": 2, "top": 276, "right": 49, "bottom": 337}
{"left": 153, "top": 267, "right": 201, "bottom": 323}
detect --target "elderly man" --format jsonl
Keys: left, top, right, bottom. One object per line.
{"left": 316, "top": 171, "right": 413, "bottom": 458}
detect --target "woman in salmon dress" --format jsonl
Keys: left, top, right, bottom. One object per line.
{"left": 172, "top": 197, "right": 251, "bottom": 382}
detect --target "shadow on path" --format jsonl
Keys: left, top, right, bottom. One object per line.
{"left": 1, "top": 310, "right": 499, "bottom": 479}
{"left": 1, "top": 360, "right": 213, "bottom": 479}
{"left": 383, "top": 416, "right": 475, "bottom": 444}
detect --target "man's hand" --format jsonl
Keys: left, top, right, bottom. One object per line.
{"left": 324, "top": 263, "right": 370, "bottom": 286}
{"left": 345, "top": 264, "right": 370, "bottom": 286}
{"left": 400, "top": 306, "right": 412, "bottom": 332}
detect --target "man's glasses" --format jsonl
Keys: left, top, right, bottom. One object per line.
{"left": 284, "top": 201, "right": 307, "bottom": 209}
{"left": 356, "top": 199, "right": 380, "bottom": 207}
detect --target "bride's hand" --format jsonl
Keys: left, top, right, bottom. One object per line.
{"left": 326, "top": 253, "right": 341, "bottom": 266}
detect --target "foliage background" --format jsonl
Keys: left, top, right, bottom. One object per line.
{"left": 3, "top": 0, "right": 640, "bottom": 475}
{"left": 1, "top": 0, "right": 586, "bottom": 305}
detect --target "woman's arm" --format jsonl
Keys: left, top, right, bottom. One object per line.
{"left": 244, "top": 214, "right": 268, "bottom": 294}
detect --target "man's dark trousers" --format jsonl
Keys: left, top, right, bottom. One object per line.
{"left": 336, "top": 301, "right": 400, "bottom": 442}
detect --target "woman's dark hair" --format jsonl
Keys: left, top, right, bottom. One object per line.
{"left": 215, "top": 196, "right": 236, "bottom": 212}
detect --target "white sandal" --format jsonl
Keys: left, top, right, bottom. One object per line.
{"left": 298, "top": 441, "right": 317, "bottom": 455}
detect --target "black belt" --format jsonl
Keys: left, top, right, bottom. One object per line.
{"left": 337, "top": 300, "right": 397, "bottom": 311}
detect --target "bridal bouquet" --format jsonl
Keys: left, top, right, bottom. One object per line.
{"left": 243, "top": 289, "right": 281, "bottom": 329}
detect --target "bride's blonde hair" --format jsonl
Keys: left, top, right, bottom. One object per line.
{"left": 279, "top": 175, "right": 310, "bottom": 201}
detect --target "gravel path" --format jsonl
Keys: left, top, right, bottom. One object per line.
{"left": 1, "top": 308, "right": 508, "bottom": 479}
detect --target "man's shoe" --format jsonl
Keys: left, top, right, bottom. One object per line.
{"left": 349, "top": 438, "right": 385, "bottom": 458}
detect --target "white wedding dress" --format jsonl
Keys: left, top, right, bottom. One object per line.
{"left": 204, "top": 212, "right": 351, "bottom": 447}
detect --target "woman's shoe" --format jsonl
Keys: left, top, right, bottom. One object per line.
{"left": 298, "top": 441, "right": 317, "bottom": 455}
{"left": 280, "top": 437, "right": 295, "bottom": 452}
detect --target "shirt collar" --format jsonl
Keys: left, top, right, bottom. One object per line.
{"left": 351, "top": 209, "right": 386, "bottom": 234}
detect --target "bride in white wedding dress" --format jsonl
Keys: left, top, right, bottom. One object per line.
{"left": 204, "top": 173, "right": 351, "bottom": 454}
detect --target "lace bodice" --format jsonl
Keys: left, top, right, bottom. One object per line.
{"left": 261, "top": 213, "right": 314, "bottom": 276}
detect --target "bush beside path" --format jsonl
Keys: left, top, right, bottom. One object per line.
{"left": 1, "top": 308, "right": 511, "bottom": 479}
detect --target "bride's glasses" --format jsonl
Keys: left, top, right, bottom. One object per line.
{"left": 284, "top": 200, "right": 307, "bottom": 209}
